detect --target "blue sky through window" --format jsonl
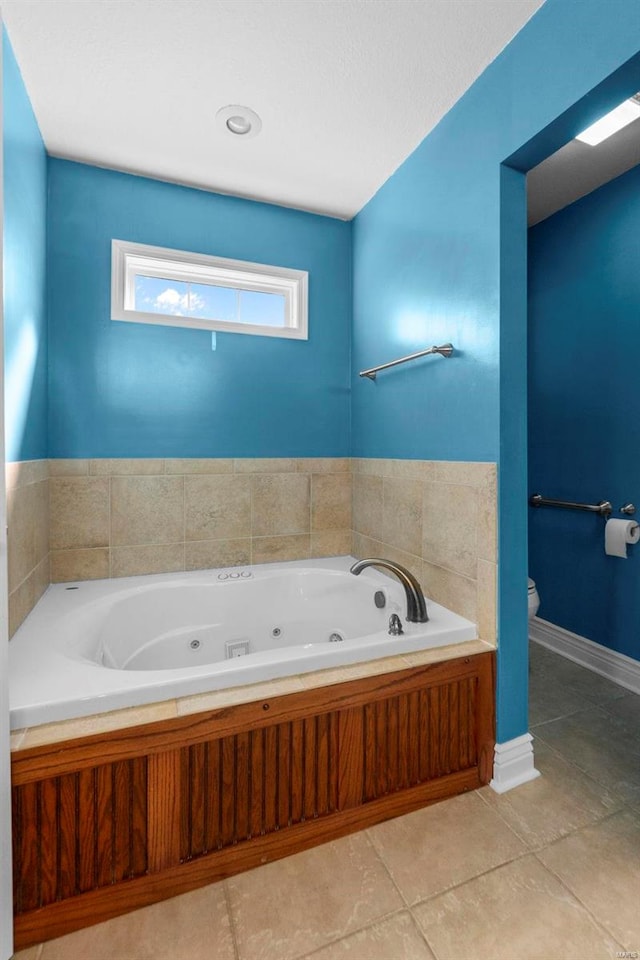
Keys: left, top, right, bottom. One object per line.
{"left": 239, "top": 290, "right": 286, "bottom": 326}
{"left": 134, "top": 275, "right": 286, "bottom": 326}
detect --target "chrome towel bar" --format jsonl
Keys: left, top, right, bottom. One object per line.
{"left": 529, "top": 493, "right": 612, "bottom": 517}
{"left": 359, "top": 343, "right": 454, "bottom": 381}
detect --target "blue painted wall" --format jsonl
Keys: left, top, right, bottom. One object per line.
{"left": 529, "top": 164, "right": 640, "bottom": 662}
{"left": 3, "top": 29, "right": 47, "bottom": 462}
{"left": 47, "top": 160, "right": 352, "bottom": 458}
{"left": 351, "top": 0, "right": 640, "bottom": 739}
{"left": 7, "top": 0, "right": 640, "bottom": 740}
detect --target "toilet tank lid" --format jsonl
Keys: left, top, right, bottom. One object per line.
{"left": 528, "top": 577, "right": 536, "bottom": 590}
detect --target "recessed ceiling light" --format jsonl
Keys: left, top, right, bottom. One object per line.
{"left": 216, "top": 105, "right": 262, "bottom": 140}
{"left": 575, "top": 95, "right": 640, "bottom": 146}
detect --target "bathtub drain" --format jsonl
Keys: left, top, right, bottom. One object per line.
{"left": 189, "top": 639, "right": 201, "bottom": 650}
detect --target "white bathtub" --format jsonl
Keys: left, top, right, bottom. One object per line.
{"left": 9, "top": 556, "right": 476, "bottom": 728}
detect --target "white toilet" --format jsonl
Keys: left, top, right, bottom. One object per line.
{"left": 528, "top": 577, "right": 540, "bottom": 620}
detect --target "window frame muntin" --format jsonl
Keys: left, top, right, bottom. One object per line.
{"left": 111, "top": 239, "right": 308, "bottom": 340}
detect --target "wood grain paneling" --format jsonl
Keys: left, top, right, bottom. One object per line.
{"left": 12, "top": 652, "right": 495, "bottom": 950}
{"left": 11, "top": 757, "right": 148, "bottom": 915}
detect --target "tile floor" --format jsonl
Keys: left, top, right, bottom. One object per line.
{"left": 12, "top": 642, "right": 640, "bottom": 960}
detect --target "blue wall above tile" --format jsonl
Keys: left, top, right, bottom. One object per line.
{"left": 5, "top": 1, "right": 640, "bottom": 745}
{"left": 47, "top": 160, "right": 352, "bottom": 458}
{"left": 3, "top": 29, "right": 47, "bottom": 462}
{"left": 350, "top": 0, "right": 640, "bottom": 740}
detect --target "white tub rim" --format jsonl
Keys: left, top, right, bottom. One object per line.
{"left": 9, "top": 556, "right": 478, "bottom": 730}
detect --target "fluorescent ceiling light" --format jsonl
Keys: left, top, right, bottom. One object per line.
{"left": 576, "top": 97, "right": 640, "bottom": 146}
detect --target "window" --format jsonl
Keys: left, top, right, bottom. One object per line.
{"left": 111, "top": 240, "right": 308, "bottom": 339}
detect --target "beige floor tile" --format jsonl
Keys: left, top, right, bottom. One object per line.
{"left": 529, "top": 642, "right": 627, "bottom": 706}
{"left": 538, "top": 809, "right": 640, "bottom": 950}
{"left": 479, "top": 739, "right": 623, "bottom": 849}
{"left": 226, "top": 832, "right": 402, "bottom": 960}
{"left": 534, "top": 707, "right": 640, "bottom": 805}
{"left": 40, "top": 883, "right": 234, "bottom": 960}
{"left": 600, "top": 691, "right": 640, "bottom": 724}
{"left": 413, "top": 854, "right": 619, "bottom": 960}
{"left": 528, "top": 672, "right": 588, "bottom": 726}
{"left": 367, "top": 792, "right": 526, "bottom": 905}
{"left": 11, "top": 947, "right": 42, "bottom": 960}
{"left": 304, "top": 912, "right": 434, "bottom": 960}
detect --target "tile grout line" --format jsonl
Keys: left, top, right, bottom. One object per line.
{"left": 249, "top": 472, "right": 254, "bottom": 566}
{"left": 363, "top": 812, "right": 533, "bottom": 957}
{"left": 531, "top": 844, "right": 628, "bottom": 952}
{"left": 309, "top": 472, "right": 313, "bottom": 553}
{"left": 294, "top": 905, "right": 410, "bottom": 960}
{"left": 362, "top": 827, "right": 412, "bottom": 910}
{"left": 531, "top": 723, "right": 631, "bottom": 797}
{"left": 222, "top": 879, "right": 241, "bottom": 960}
{"left": 182, "top": 472, "right": 186, "bottom": 572}
{"left": 474, "top": 780, "right": 622, "bottom": 852}
{"left": 530, "top": 807, "right": 625, "bottom": 857}
{"left": 360, "top": 827, "right": 444, "bottom": 960}
{"left": 108, "top": 474, "right": 112, "bottom": 579}
{"left": 408, "top": 845, "right": 533, "bottom": 910}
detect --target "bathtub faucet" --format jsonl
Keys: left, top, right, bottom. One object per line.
{"left": 349, "top": 558, "right": 429, "bottom": 623}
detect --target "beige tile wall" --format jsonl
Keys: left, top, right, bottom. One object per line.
{"left": 6, "top": 460, "right": 50, "bottom": 636}
{"left": 48, "top": 458, "right": 352, "bottom": 583}
{"left": 6, "top": 457, "right": 497, "bottom": 646}
{"left": 351, "top": 459, "right": 497, "bottom": 645}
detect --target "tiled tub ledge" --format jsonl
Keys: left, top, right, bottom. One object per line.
{"left": 10, "top": 639, "right": 493, "bottom": 751}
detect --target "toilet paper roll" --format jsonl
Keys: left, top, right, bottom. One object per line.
{"left": 604, "top": 518, "right": 640, "bottom": 558}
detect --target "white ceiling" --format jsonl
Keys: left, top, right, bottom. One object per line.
{"left": 527, "top": 113, "right": 640, "bottom": 225}
{"left": 2, "top": 0, "right": 544, "bottom": 219}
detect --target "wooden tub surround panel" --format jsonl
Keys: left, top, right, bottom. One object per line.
{"left": 12, "top": 652, "right": 495, "bottom": 949}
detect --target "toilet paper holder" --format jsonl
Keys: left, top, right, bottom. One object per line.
{"left": 620, "top": 503, "right": 636, "bottom": 516}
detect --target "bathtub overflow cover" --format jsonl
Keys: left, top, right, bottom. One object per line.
{"left": 190, "top": 639, "right": 201, "bottom": 649}
{"left": 271, "top": 627, "right": 282, "bottom": 637}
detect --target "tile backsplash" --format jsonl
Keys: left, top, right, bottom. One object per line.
{"left": 6, "top": 460, "right": 49, "bottom": 636}
{"left": 351, "top": 459, "right": 497, "bottom": 645}
{"left": 48, "top": 458, "right": 352, "bottom": 586}
{"left": 6, "top": 457, "right": 497, "bottom": 645}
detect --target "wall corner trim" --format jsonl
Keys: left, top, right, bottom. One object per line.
{"left": 489, "top": 733, "right": 540, "bottom": 794}
{"left": 530, "top": 617, "right": 640, "bottom": 696}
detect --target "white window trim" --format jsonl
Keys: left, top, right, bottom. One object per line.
{"left": 111, "top": 239, "right": 308, "bottom": 340}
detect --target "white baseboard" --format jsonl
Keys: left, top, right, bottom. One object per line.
{"left": 530, "top": 617, "right": 640, "bottom": 695}
{"left": 490, "top": 733, "right": 540, "bottom": 794}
